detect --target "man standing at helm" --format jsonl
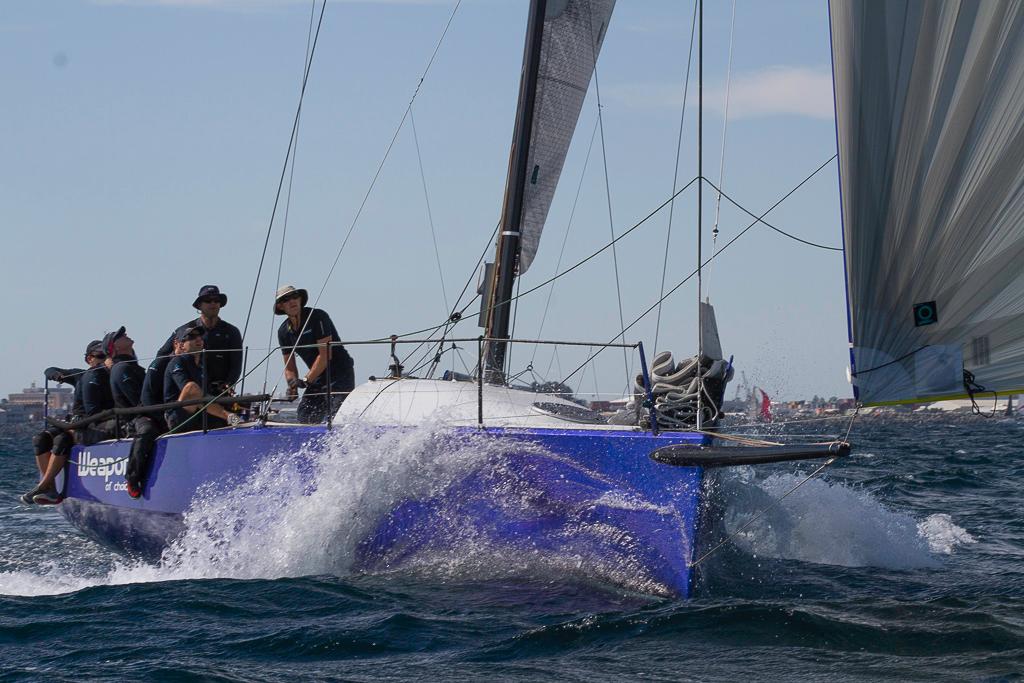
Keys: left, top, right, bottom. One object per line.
{"left": 274, "top": 285, "right": 355, "bottom": 423}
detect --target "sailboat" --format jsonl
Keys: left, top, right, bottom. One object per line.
{"left": 48, "top": 0, "right": 1024, "bottom": 598}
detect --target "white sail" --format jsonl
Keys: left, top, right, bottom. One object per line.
{"left": 517, "top": 0, "right": 615, "bottom": 275}
{"left": 830, "top": 0, "right": 1024, "bottom": 405}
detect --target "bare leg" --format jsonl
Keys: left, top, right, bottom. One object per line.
{"left": 178, "top": 381, "right": 203, "bottom": 412}
{"left": 179, "top": 382, "right": 233, "bottom": 421}
{"left": 35, "top": 452, "right": 50, "bottom": 477}
{"left": 39, "top": 454, "right": 67, "bottom": 489}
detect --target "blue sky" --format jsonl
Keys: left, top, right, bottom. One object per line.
{"left": 1, "top": 0, "right": 850, "bottom": 402}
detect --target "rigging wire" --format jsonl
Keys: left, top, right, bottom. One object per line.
{"left": 240, "top": 0, "right": 327, "bottom": 346}
{"left": 654, "top": 0, "right": 698, "bottom": 358}
{"left": 266, "top": 0, "right": 463, "bottom": 400}
{"left": 403, "top": 221, "right": 499, "bottom": 376}
{"left": 387, "top": 152, "right": 835, "bottom": 376}
{"left": 484, "top": 178, "right": 698, "bottom": 333}
{"left": 589, "top": 19, "right": 631, "bottom": 395}
{"left": 308, "top": 0, "right": 462, "bottom": 314}
{"left": 410, "top": 105, "right": 449, "bottom": 316}
{"left": 706, "top": 0, "right": 737, "bottom": 298}
{"left": 704, "top": 173, "right": 843, "bottom": 251}
{"left": 263, "top": 0, "right": 318, "bottom": 394}
{"left": 401, "top": 178, "right": 700, "bottom": 349}
{"left": 558, "top": 153, "right": 839, "bottom": 387}
{"left": 387, "top": 175, "right": 699, "bottom": 363}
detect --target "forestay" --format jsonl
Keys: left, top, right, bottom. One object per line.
{"left": 516, "top": 0, "right": 615, "bottom": 275}
{"left": 830, "top": 0, "right": 1024, "bottom": 405}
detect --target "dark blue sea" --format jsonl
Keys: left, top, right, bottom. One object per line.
{"left": 1, "top": 417, "right": 1021, "bottom": 681}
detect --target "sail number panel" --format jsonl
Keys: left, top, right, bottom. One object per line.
{"left": 913, "top": 301, "right": 938, "bottom": 327}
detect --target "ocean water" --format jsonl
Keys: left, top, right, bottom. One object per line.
{"left": 0, "top": 417, "right": 1021, "bottom": 681}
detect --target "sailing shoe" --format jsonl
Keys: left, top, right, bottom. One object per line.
{"left": 126, "top": 481, "right": 142, "bottom": 499}
{"left": 32, "top": 487, "right": 63, "bottom": 505}
{"left": 19, "top": 485, "right": 42, "bottom": 505}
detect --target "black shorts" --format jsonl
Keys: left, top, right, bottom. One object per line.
{"left": 297, "top": 379, "right": 353, "bottom": 424}
{"left": 76, "top": 419, "right": 119, "bottom": 447}
{"left": 33, "top": 426, "right": 64, "bottom": 456}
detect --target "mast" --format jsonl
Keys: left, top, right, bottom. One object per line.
{"left": 483, "top": 0, "right": 548, "bottom": 383}
{"left": 696, "top": 0, "right": 704, "bottom": 430}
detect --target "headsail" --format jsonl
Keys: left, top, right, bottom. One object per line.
{"left": 830, "top": 0, "right": 1024, "bottom": 405}
{"left": 517, "top": 0, "right": 616, "bottom": 275}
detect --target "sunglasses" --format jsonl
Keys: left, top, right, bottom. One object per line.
{"left": 281, "top": 293, "right": 303, "bottom": 302}
{"left": 199, "top": 297, "right": 221, "bottom": 304}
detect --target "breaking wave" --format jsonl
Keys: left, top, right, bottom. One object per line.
{"left": 713, "top": 468, "right": 975, "bottom": 569}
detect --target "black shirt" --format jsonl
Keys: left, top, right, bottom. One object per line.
{"left": 277, "top": 307, "right": 354, "bottom": 387}
{"left": 80, "top": 365, "right": 114, "bottom": 416}
{"left": 110, "top": 354, "right": 145, "bottom": 409}
{"left": 141, "top": 355, "right": 171, "bottom": 408}
{"left": 157, "top": 317, "right": 243, "bottom": 389}
{"left": 163, "top": 354, "right": 204, "bottom": 405}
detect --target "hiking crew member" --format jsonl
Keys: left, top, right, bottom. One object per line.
{"left": 105, "top": 327, "right": 144, "bottom": 411}
{"left": 23, "top": 360, "right": 87, "bottom": 504}
{"left": 73, "top": 340, "right": 120, "bottom": 460}
{"left": 103, "top": 326, "right": 159, "bottom": 499}
{"left": 275, "top": 285, "right": 355, "bottom": 424}
{"left": 21, "top": 341, "right": 112, "bottom": 505}
{"left": 156, "top": 285, "right": 242, "bottom": 395}
{"left": 141, "top": 336, "right": 177, "bottom": 419}
{"left": 163, "top": 325, "right": 241, "bottom": 433}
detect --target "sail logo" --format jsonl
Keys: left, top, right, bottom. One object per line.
{"left": 77, "top": 450, "right": 127, "bottom": 484}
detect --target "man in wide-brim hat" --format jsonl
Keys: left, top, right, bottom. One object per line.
{"left": 274, "top": 284, "right": 355, "bottom": 423}
{"left": 192, "top": 284, "right": 228, "bottom": 309}
{"left": 273, "top": 285, "right": 308, "bottom": 314}
{"left": 152, "top": 285, "right": 243, "bottom": 396}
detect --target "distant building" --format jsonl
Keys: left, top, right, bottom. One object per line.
{"left": 1, "top": 381, "right": 73, "bottom": 424}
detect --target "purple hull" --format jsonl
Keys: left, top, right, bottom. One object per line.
{"left": 58, "top": 424, "right": 707, "bottom": 596}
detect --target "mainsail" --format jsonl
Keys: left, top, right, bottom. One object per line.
{"left": 830, "top": 0, "right": 1024, "bottom": 405}
{"left": 516, "top": 0, "right": 615, "bottom": 275}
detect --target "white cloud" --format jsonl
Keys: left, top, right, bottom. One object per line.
{"left": 707, "top": 65, "right": 834, "bottom": 120}
{"left": 605, "top": 65, "right": 835, "bottom": 121}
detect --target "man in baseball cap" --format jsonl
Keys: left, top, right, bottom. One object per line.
{"left": 162, "top": 324, "right": 242, "bottom": 433}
